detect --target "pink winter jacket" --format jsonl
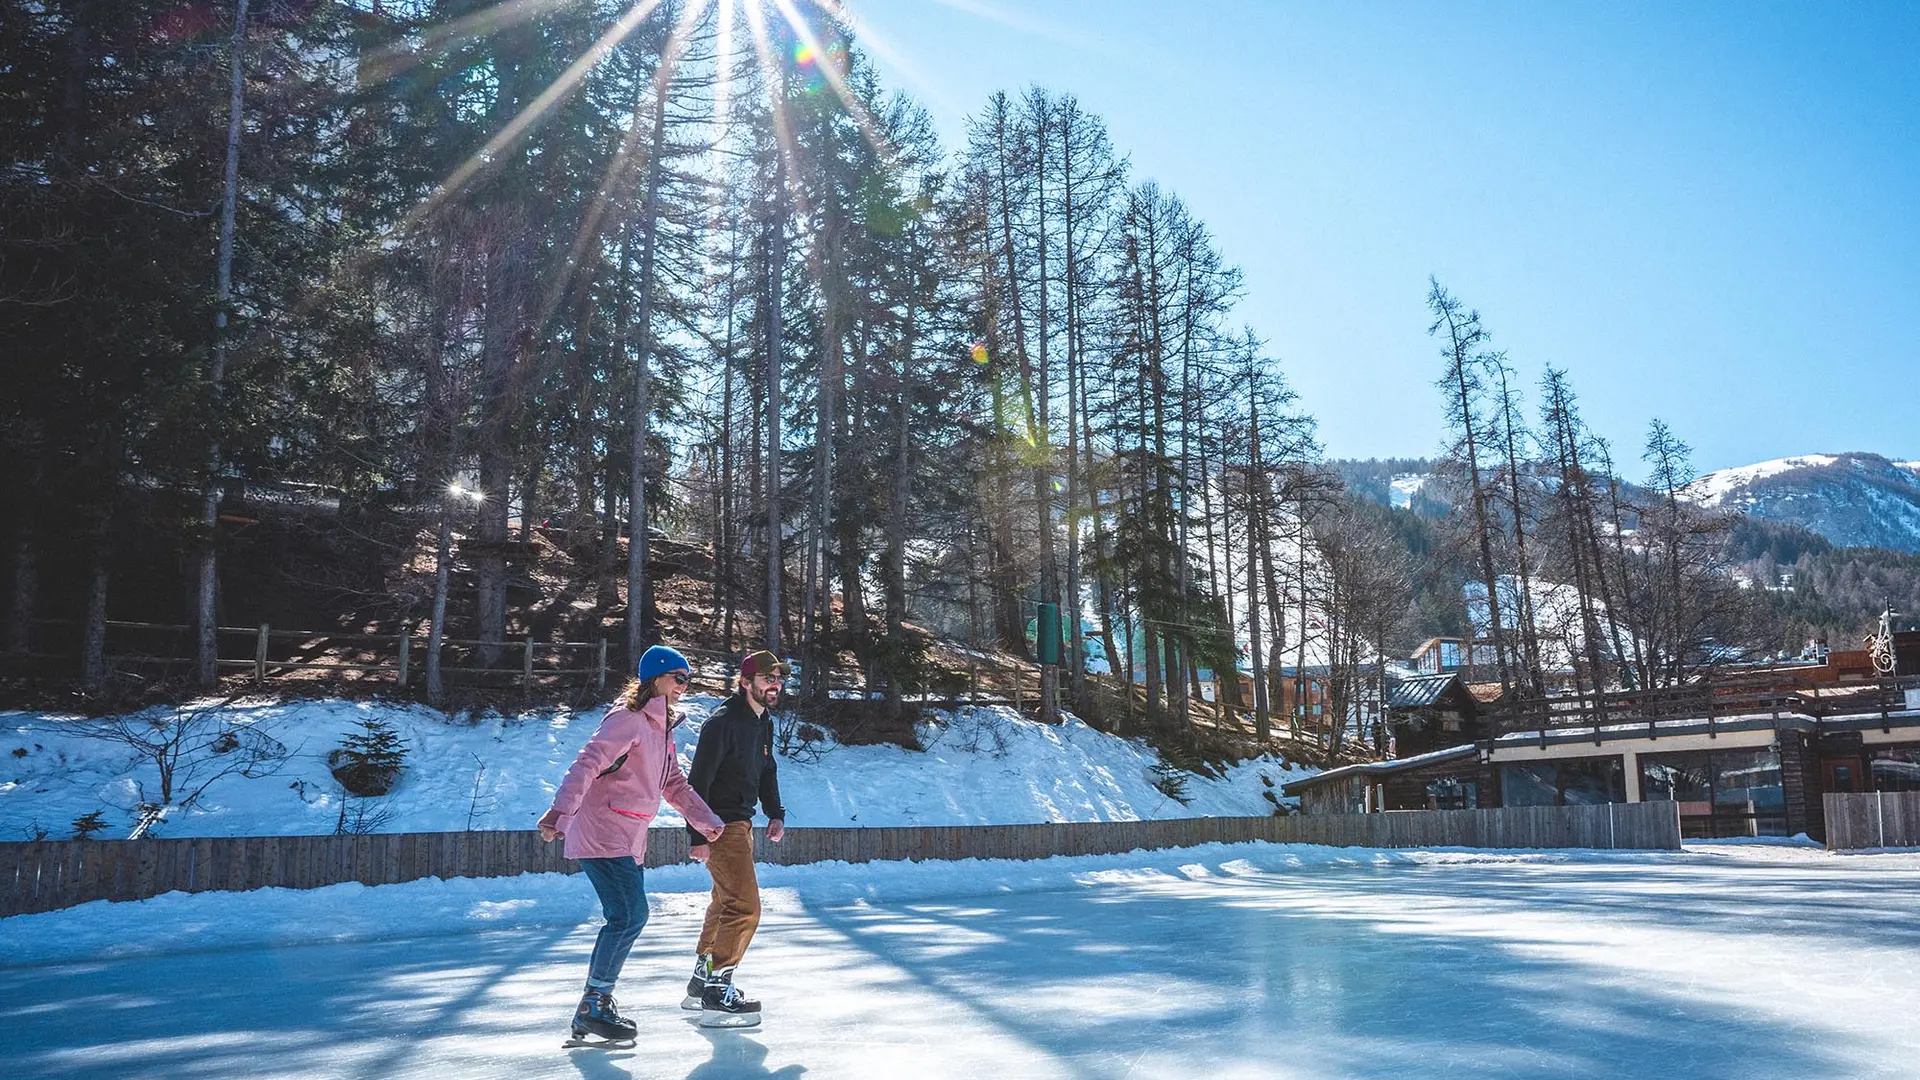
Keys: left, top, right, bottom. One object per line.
{"left": 546, "top": 697, "right": 724, "bottom": 861}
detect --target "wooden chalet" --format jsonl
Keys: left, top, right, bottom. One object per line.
{"left": 1289, "top": 665, "right": 1920, "bottom": 841}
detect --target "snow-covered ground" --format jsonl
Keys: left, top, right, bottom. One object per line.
{"left": 1, "top": 697, "right": 1308, "bottom": 840}
{"left": 1389, "top": 472, "right": 1429, "bottom": 509}
{"left": 1688, "top": 453, "right": 1841, "bottom": 506}
{"left": 5, "top": 841, "right": 1919, "bottom": 1079}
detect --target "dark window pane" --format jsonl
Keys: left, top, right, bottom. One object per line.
{"left": 1500, "top": 763, "right": 1560, "bottom": 807}
{"left": 1871, "top": 749, "right": 1920, "bottom": 793}
{"left": 1558, "top": 757, "right": 1626, "bottom": 805}
{"left": 1713, "top": 750, "right": 1784, "bottom": 813}
{"left": 1642, "top": 753, "right": 1712, "bottom": 803}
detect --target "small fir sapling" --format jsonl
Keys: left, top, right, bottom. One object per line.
{"left": 327, "top": 718, "right": 409, "bottom": 797}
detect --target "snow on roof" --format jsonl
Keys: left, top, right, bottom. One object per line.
{"left": 1686, "top": 454, "right": 1839, "bottom": 506}
{"left": 1282, "top": 744, "right": 1476, "bottom": 792}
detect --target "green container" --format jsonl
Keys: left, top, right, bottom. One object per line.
{"left": 1036, "top": 603, "right": 1061, "bottom": 666}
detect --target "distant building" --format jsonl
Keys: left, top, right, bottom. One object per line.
{"left": 1286, "top": 673, "right": 1920, "bottom": 840}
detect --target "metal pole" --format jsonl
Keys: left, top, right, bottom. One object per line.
{"left": 596, "top": 638, "right": 607, "bottom": 690}
{"left": 396, "top": 624, "right": 410, "bottom": 688}
{"left": 1877, "top": 789, "right": 1886, "bottom": 849}
{"left": 254, "top": 623, "right": 268, "bottom": 683}
{"left": 523, "top": 636, "right": 535, "bottom": 690}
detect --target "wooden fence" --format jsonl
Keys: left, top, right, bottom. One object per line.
{"left": 1277, "top": 801, "right": 1680, "bottom": 851}
{"left": 24, "top": 619, "right": 613, "bottom": 691}
{"left": 1824, "top": 791, "right": 1920, "bottom": 850}
{"left": 0, "top": 803, "right": 1680, "bottom": 917}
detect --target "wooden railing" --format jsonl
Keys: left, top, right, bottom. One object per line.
{"left": 1486, "top": 675, "right": 1920, "bottom": 744}
{"left": 1824, "top": 792, "right": 1920, "bottom": 850}
{"left": 22, "top": 619, "right": 613, "bottom": 691}
{"left": 0, "top": 804, "right": 1682, "bottom": 918}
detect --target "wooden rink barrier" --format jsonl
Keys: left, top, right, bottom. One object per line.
{"left": 1824, "top": 791, "right": 1920, "bottom": 850}
{"left": 0, "top": 803, "right": 1682, "bottom": 917}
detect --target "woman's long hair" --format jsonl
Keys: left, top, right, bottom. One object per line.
{"left": 621, "top": 676, "right": 661, "bottom": 712}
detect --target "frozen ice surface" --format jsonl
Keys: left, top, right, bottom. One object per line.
{"left": 4, "top": 844, "right": 1919, "bottom": 1079}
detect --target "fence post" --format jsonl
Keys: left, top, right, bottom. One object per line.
{"left": 523, "top": 636, "right": 535, "bottom": 691}
{"left": 596, "top": 639, "right": 607, "bottom": 690}
{"left": 396, "top": 624, "right": 410, "bottom": 688}
{"left": 255, "top": 624, "right": 269, "bottom": 683}
{"left": 1013, "top": 670, "right": 1023, "bottom": 714}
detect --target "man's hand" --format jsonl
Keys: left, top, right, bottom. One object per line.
{"left": 767, "top": 818, "right": 785, "bottom": 843}
{"left": 689, "top": 843, "right": 711, "bottom": 864}
{"left": 537, "top": 809, "right": 562, "bottom": 843}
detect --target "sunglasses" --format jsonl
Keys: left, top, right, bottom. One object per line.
{"left": 668, "top": 672, "right": 691, "bottom": 686}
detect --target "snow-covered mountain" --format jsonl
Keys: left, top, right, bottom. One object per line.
{"left": 1686, "top": 452, "right": 1920, "bottom": 553}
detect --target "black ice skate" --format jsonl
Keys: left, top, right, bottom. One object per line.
{"left": 698, "top": 969, "right": 762, "bottom": 1029}
{"left": 564, "top": 989, "right": 638, "bottom": 1048}
{"left": 682, "top": 953, "right": 712, "bottom": 1010}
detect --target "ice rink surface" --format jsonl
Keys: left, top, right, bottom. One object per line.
{"left": 6, "top": 847, "right": 1920, "bottom": 1080}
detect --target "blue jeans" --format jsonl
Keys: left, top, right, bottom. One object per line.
{"left": 578, "top": 857, "right": 649, "bottom": 991}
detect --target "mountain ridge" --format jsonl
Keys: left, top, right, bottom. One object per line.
{"left": 1685, "top": 451, "right": 1920, "bottom": 554}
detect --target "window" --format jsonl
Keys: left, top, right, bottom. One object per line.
{"left": 1499, "top": 757, "right": 1625, "bottom": 808}
{"left": 1426, "top": 778, "right": 1478, "bottom": 810}
{"left": 1641, "top": 749, "right": 1786, "bottom": 838}
{"left": 1439, "top": 641, "right": 1462, "bottom": 671}
{"left": 1870, "top": 748, "right": 1920, "bottom": 793}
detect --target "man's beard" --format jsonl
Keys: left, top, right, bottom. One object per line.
{"left": 750, "top": 685, "right": 780, "bottom": 710}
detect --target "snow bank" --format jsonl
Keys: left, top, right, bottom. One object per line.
{"left": 1, "top": 697, "right": 1311, "bottom": 839}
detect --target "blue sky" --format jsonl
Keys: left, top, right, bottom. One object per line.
{"left": 849, "top": 0, "right": 1920, "bottom": 475}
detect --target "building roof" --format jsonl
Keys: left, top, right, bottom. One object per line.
{"left": 1386, "top": 672, "right": 1459, "bottom": 709}
{"left": 1466, "top": 682, "right": 1508, "bottom": 704}
{"left": 1281, "top": 744, "right": 1477, "bottom": 795}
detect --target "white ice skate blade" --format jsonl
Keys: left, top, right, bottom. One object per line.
{"left": 681, "top": 995, "right": 704, "bottom": 1010}
{"left": 698, "top": 1010, "right": 762, "bottom": 1029}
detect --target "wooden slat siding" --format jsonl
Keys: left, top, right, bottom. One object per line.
{"left": 0, "top": 806, "right": 1684, "bottom": 916}
{"left": 1825, "top": 792, "right": 1920, "bottom": 850}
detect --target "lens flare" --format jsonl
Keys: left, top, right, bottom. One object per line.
{"left": 794, "top": 41, "right": 817, "bottom": 65}
{"left": 970, "top": 342, "right": 990, "bottom": 365}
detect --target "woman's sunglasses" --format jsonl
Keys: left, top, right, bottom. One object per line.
{"left": 669, "top": 672, "right": 691, "bottom": 686}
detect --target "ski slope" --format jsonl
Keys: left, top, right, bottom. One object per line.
{"left": 4, "top": 842, "right": 1919, "bottom": 1079}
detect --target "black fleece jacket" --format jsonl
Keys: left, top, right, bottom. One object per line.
{"left": 685, "top": 692, "right": 785, "bottom": 844}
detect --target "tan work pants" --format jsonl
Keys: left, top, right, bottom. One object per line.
{"left": 696, "top": 821, "right": 761, "bottom": 971}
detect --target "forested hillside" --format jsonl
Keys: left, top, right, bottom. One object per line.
{"left": 4, "top": 0, "right": 1912, "bottom": 737}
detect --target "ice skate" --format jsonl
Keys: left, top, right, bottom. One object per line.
{"left": 566, "top": 989, "right": 638, "bottom": 1047}
{"left": 682, "top": 953, "right": 712, "bottom": 1010}
{"left": 698, "top": 970, "right": 762, "bottom": 1028}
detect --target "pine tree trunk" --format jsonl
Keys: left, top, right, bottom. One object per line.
{"left": 5, "top": 421, "right": 41, "bottom": 655}
{"left": 764, "top": 151, "right": 785, "bottom": 654}
{"left": 625, "top": 77, "right": 670, "bottom": 666}
{"left": 195, "top": 0, "right": 250, "bottom": 687}
{"left": 425, "top": 508, "right": 452, "bottom": 705}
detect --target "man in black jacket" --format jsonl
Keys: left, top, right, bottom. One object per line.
{"left": 680, "top": 649, "right": 788, "bottom": 1027}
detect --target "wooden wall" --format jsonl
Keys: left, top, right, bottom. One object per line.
{"left": 1824, "top": 792, "right": 1920, "bottom": 850}
{"left": 0, "top": 804, "right": 1682, "bottom": 918}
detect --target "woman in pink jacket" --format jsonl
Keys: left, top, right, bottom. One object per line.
{"left": 538, "top": 644, "right": 725, "bottom": 1045}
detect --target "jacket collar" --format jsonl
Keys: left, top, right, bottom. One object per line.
{"left": 727, "top": 689, "right": 768, "bottom": 721}
{"left": 639, "top": 694, "right": 680, "bottom": 731}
